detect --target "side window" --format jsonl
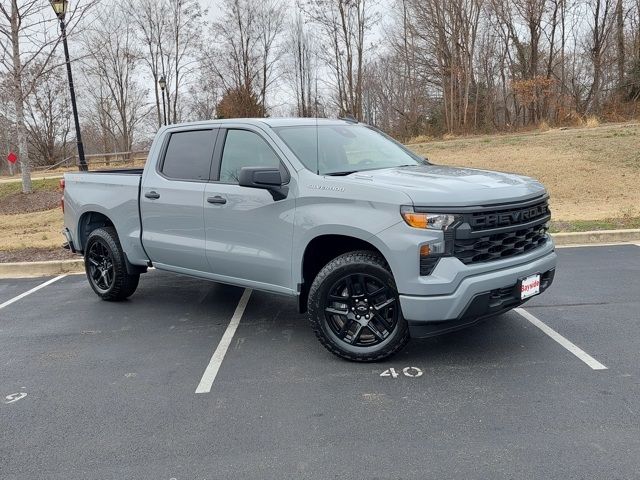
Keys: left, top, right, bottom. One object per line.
{"left": 161, "top": 130, "right": 216, "bottom": 181}
{"left": 219, "top": 130, "right": 281, "bottom": 183}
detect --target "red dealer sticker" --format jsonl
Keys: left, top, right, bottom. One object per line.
{"left": 7, "top": 152, "right": 17, "bottom": 164}
{"left": 520, "top": 274, "right": 541, "bottom": 300}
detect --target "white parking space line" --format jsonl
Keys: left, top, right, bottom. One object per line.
{"left": 195, "top": 288, "right": 252, "bottom": 394}
{"left": 514, "top": 307, "right": 607, "bottom": 371}
{"left": 0, "top": 275, "right": 67, "bottom": 311}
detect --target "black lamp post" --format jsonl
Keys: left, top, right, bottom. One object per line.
{"left": 159, "top": 76, "right": 168, "bottom": 126}
{"left": 50, "top": 0, "right": 87, "bottom": 171}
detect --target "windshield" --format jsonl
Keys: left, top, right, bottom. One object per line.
{"left": 274, "top": 124, "right": 423, "bottom": 175}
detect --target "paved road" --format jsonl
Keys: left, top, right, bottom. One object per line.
{"left": 1, "top": 245, "right": 639, "bottom": 479}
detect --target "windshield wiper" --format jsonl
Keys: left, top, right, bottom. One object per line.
{"left": 325, "top": 170, "right": 359, "bottom": 176}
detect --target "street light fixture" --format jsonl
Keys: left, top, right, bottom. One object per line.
{"left": 159, "top": 75, "right": 168, "bottom": 126}
{"left": 50, "top": 0, "right": 87, "bottom": 171}
{"left": 50, "top": 0, "right": 68, "bottom": 18}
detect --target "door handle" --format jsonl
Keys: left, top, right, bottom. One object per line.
{"left": 145, "top": 191, "right": 160, "bottom": 200}
{"left": 207, "top": 195, "right": 227, "bottom": 205}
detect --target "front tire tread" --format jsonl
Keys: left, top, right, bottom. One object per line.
{"left": 308, "top": 250, "right": 409, "bottom": 362}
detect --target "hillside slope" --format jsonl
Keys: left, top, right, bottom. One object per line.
{"left": 408, "top": 122, "right": 640, "bottom": 221}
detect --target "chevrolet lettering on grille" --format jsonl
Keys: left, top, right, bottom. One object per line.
{"left": 470, "top": 204, "right": 548, "bottom": 228}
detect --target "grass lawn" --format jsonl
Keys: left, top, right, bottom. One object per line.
{"left": 0, "top": 177, "right": 60, "bottom": 198}
{"left": 0, "top": 208, "right": 63, "bottom": 251}
{"left": 0, "top": 178, "right": 64, "bottom": 252}
{"left": 408, "top": 122, "right": 640, "bottom": 221}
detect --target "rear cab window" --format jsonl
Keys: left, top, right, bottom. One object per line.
{"left": 160, "top": 130, "right": 217, "bottom": 181}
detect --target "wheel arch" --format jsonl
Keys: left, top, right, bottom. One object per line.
{"left": 78, "top": 212, "right": 146, "bottom": 275}
{"left": 77, "top": 211, "right": 115, "bottom": 252}
{"left": 297, "top": 233, "right": 392, "bottom": 313}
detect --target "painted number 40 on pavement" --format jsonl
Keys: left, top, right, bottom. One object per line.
{"left": 380, "top": 367, "right": 423, "bottom": 378}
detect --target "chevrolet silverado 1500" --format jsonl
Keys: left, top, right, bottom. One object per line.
{"left": 63, "top": 118, "right": 556, "bottom": 361}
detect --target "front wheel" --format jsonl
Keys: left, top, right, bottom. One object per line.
{"left": 308, "top": 251, "right": 409, "bottom": 362}
{"left": 85, "top": 227, "right": 139, "bottom": 301}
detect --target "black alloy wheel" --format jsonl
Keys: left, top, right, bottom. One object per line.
{"left": 323, "top": 273, "right": 398, "bottom": 347}
{"left": 84, "top": 227, "right": 140, "bottom": 301}
{"left": 87, "top": 239, "right": 115, "bottom": 292}
{"left": 308, "top": 250, "right": 409, "bottom": 362}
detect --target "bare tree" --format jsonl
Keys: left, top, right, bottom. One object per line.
{"left": 305, "top": 0, "right": 377, "bottom": 119}
{"left": 405, "top": 0, "right": 483, "bottom": 132}
{"left": 187, "top": 72, "right": 222, "bottom": 121}
{"left": 24, "top": 64, "right": 71, "bottom": 167}
{"left": 1, "top": 1, "right": 60, "bottom": 192}
{"left": 129, "top": 0, "right": 205, "bottom": 126}
{"left": 632, "top": 0, "right": 640, "bottom": 100}
{"left": 0, "top": 0, "right": 96, "bottom": 192}
{"left": 0, "top": 80, "right": 17, "bottom": 176}
{"left": 585, "top": 0, "right": 616, "bottom": 112}
{"left": 166, "top": 0, "right": 205, "bottom": 123}
{"left": 287, "top": 10, "right": 318, "bottom": 117}
{"left": 128, "top": 0, "right": 165, "bottom": 128}
{"left": 82, "top": 1, "right": 149, "bottom": 152}
{"left": 207, "top": 0, "right": 286, "bottom": 115}
{"left": 361, "top": 0, "right": 431, "bottom": 137}
{"left": 615, "top": 0, "right": 625, "bottom": 90}
{"left": 256, "top": 0, "right": 287, "bottom": 108}
{"left": 490, "top": 0, "right": 550, "bottom": 123}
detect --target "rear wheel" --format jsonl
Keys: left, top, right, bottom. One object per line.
{"left": 85, "top": 227, "right": 139, "bottom": 301}
{"left": 308, "top": 251, "right": 409, "bottom": 362}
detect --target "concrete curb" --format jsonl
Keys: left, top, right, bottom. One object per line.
{"left": 0, "top": 229, "right": 639, "bottom": 279}
{"left": 551, "top": 229, "right": 640, "bottom": 246}
{"left": 0, "top": 259, "right": 84, "bottom": 279}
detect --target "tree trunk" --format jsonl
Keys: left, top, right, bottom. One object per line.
{"left": 10, "top": 0, "right": 32, "bottom": 194}
{"left": 616, "top": 0, "right": 625, "bottom": 90}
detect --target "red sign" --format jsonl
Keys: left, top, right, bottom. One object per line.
{"left": 7, "top": 152, "right": 17, "bottom": 164}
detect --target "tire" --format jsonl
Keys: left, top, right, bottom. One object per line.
{"left": 308, "top": 250, "right": 409, "bottom": 362}
{"left": 84, "top": 227, "right": 140, "bottom": 301}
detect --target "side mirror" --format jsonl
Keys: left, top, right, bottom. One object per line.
{"left": 238, "top": 166, "right": 289, "bottom": 200}
{"left": 238, "top": 167, "right": 283, "bottom": 188}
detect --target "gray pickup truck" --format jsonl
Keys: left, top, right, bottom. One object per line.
{"left": 62, "top": 118, "right": 556, "bottom": 361}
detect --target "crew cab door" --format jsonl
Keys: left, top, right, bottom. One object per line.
{"left": 140, "top": 128, "right": 218, "bottom": 273}
{"left": 203, "top": 127, "right": 295, "bottom": 294}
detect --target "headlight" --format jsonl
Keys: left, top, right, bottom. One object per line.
{"left": 400, "top": 206, "right": 459, "bottom": 230}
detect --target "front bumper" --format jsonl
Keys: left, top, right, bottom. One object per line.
{"left": 399, "top": 246, "right": 557, "bottom": 336}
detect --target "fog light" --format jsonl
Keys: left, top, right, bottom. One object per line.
{"left": 419, "top": 240, "right": 446, "bottom": 276}
{"left": 420, "top": 240, "right": 445, "bottom": 256}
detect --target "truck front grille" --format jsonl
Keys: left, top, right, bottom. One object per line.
{"left": 454, "top": 223, "right": 549, "bottom": 264}
{"left": 451, "top": 196, "right": 551, "bottom": 265}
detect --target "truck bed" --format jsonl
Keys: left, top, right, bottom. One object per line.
{"left": 63, "top": 170, "right": 147, "bottom": 264}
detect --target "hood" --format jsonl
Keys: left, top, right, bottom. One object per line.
{"left": 347, "top": 165, "right": 547, "bottom": 207}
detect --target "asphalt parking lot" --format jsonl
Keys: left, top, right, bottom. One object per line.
{"left": 1, "top": 244, "right": 639, "bottom": 479}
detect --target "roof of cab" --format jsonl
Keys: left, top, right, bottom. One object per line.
{"left": 257, "top": 117, "right": 358, "bottom": 128}
{"left": 163, "top": 117, "right": 358, "bottom": 130}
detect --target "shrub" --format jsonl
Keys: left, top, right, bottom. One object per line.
{"left": 585, "top": 116, "right": 600, "bottom": 128}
